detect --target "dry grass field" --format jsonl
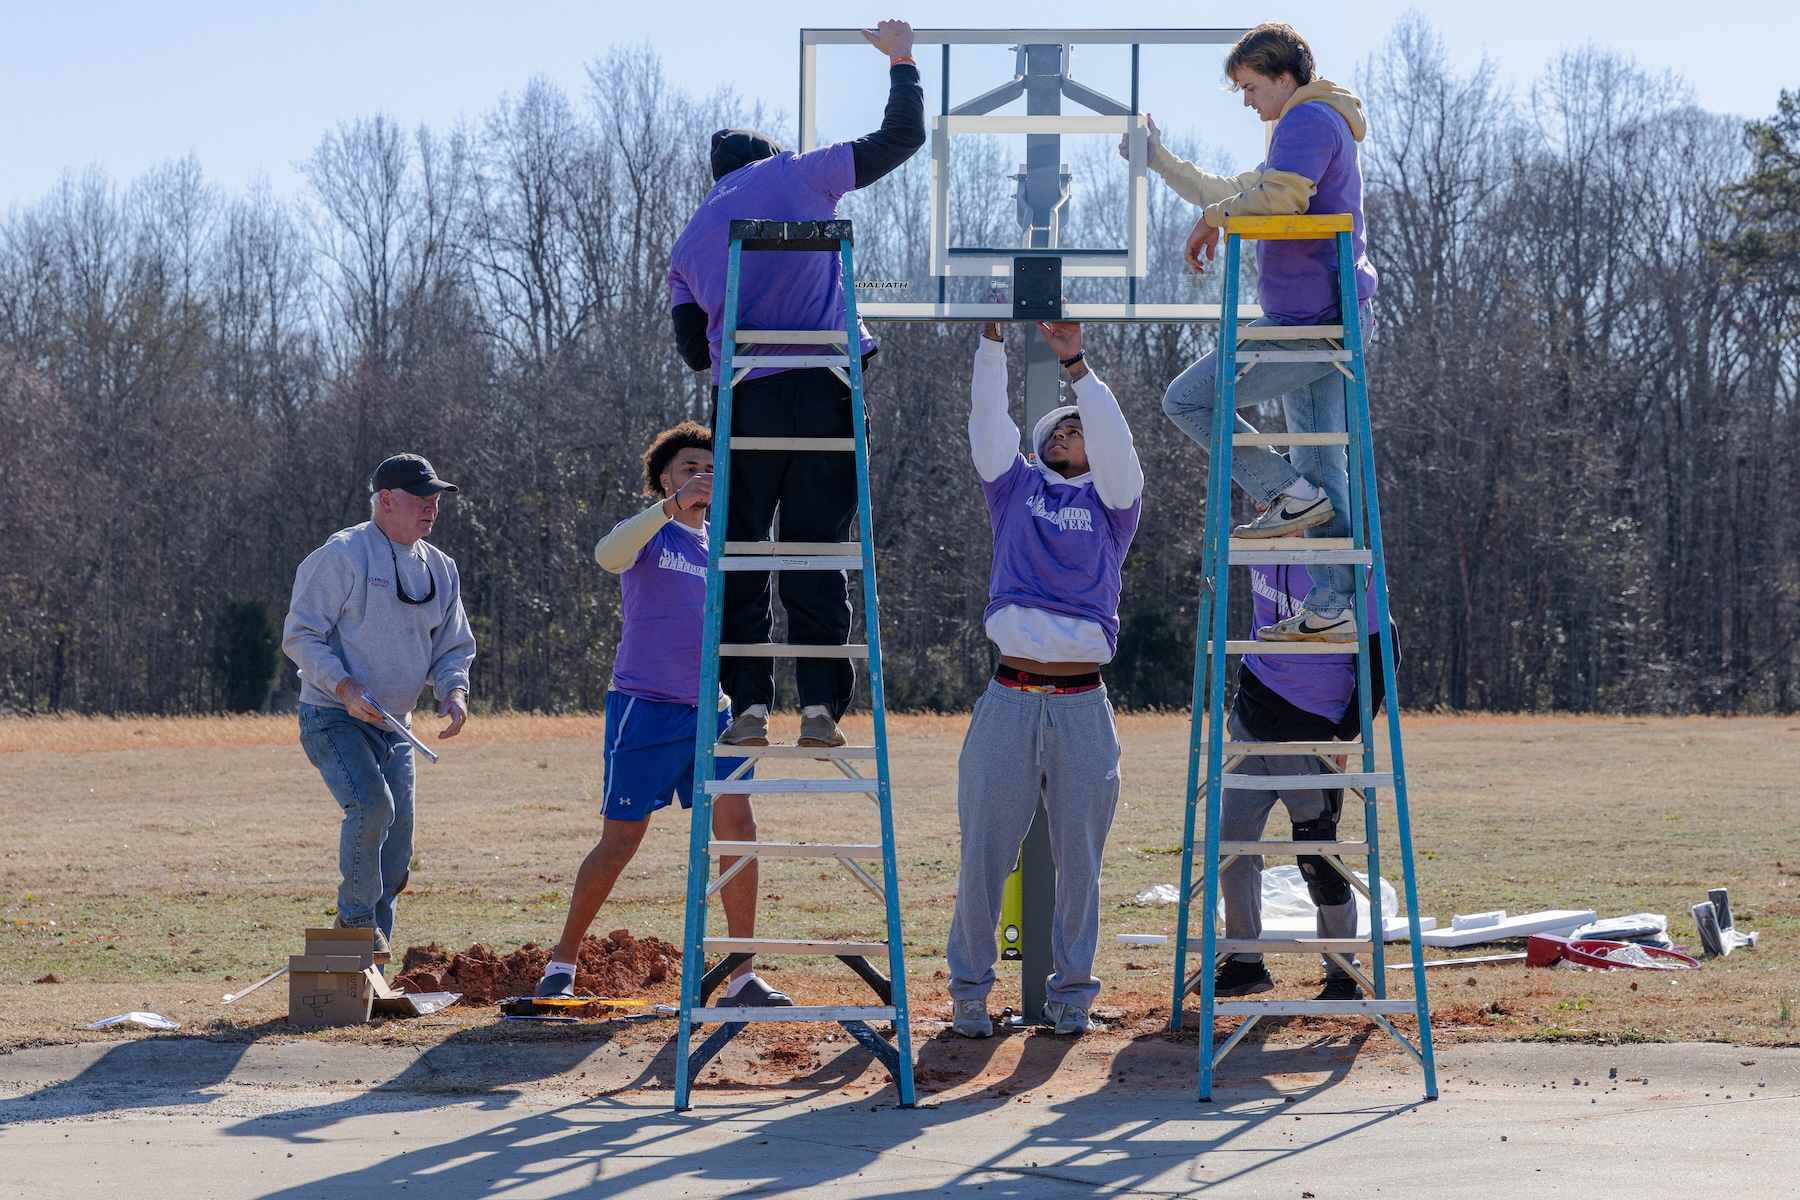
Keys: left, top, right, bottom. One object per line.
{"left": 1, "top": 711, "right": 1796, "bottom": 1057}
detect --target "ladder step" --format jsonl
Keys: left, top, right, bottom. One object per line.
{"left": 1229, "top": 549, "right": 1371, "bottom": 565}
{"left": 1215, "top": 999, "right": 1416, "bottom": 1016}
{"left": 1216, "top": 939, "right": 1374, "bottom": 954}
{"left": 715, "top": 744, "right": 879, "bottom": 760}
{"left": 704, "top": 937, "right": 887, "bottom": 956}
{"left": 734, "top": 330, "right": 851, "bottom": 345}
{"left": 719, "top": 555, "right": 864, "bottom": 571}
{"left": 703, "top": 778, "right": 881, "bottom": 795}
{"left": 1237, "top": 350, "right": 1352, "bottom": 364}
{"left": 1221, "top": 772, "right": 1393, "bottom": 790}
{"left": 729, "top": 437, "right": 857, "bottom": 452}
{"left": 709, "top": 840, "right": 882, "bottom": 859}
{"left": 1232, "top": 433, "right": 1350, "bottom": 446}
{"left": 1235, "top": 324, "right": 1344, "bottom": 342}
{"left": 691, "top": 1004, "right": 896, "bottom": 1023}
{"left": 719, "top": 643, "right": 869, "bottom": 658}
{"left": 1218, "top": 840, "right": 1369, "bottom": 856}
{"left": 725, "top": 541, "right": 863, "bottom": 555}
{"left": 1229, "top": 537, "right": 1354, "bottom": 550}
{"left": 725, "top": 354, "right": 852, "bottom": 369}
{"left": 1220, "top": 741, "right": 1363, "bottom": 756}
{"left": 1216, "top": 640, "right": 1354, "bottom": 656}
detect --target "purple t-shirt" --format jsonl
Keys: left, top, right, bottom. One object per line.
{"left": 1244, "top": 561, "right": 1354, "bottom": 721}
{"left": 668, "top": 143, "right": 877, "bottom": 385}
{"left": 981, "top": 455, "right": 1141, "bottom": 655}
{"left": 610, "top": 520, "right": 709, "bottom": 705}
{"left": 1256, "top": 101, "right": 1378, "bottom": 325}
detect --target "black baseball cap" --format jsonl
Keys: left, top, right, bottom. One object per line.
{"left": 370, "top": 454, "right": 459, "bottom": 496}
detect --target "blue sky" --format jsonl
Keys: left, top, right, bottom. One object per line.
{"left": 2, "top": 1, "right": 1794, "bottom": 208}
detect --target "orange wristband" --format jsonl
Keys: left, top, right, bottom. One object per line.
{"left": 891, "top": 55, "right": 916, "bottom": 67}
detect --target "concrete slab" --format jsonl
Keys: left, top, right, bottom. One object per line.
{"left": 1, "top": 1036, "right": 1796, "bottom": 1198}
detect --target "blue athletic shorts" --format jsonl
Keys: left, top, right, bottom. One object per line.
{"left": 601, "top": 690, "right": 752, "bottom": 822}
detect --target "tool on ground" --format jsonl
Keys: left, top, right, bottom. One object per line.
{"left": 360, "top": 693, "right": 440, "bottom": 764}
{"left": 497, "top": 995, "right": 656, "bottom": 1018}
{"left": 1171, "top": 213, "right": 1436, "bottom": 1101}
{"left": 673, "top": 219, "right": 915, "bottom": 1111}
{"left": 222, "top": 965, "right": 289, "bottom": 1004}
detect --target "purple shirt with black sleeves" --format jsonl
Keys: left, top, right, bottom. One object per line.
{"left": 1256, "top": 102, "right": 1377, "bottom": 325}
{"left": 981, "top": 456, "right": 1141, "bottom": 656}
{"left": 1244, "top": 561, "right": 1355, "bottom": 721}
{"left": 668, "top": 143, "right": 877, "bottom": 385}
{"left": 610, "top": 520, "right": 710, "bottom": 705}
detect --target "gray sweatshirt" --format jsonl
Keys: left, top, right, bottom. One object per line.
{"left": 282, "top": 522, "right": 476, "bottom": 720}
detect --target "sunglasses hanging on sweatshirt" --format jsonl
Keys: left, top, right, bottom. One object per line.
{"left": 378, "top": 529, "right": 438, "bottom": 605}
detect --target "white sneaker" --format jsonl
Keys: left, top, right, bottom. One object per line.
{"left": 951, "top": 998, "right": 993, "bottom": 1038}
{"left": 1040, "top": 1000, "right": 1106, "bottom": 1035}
{"left": 1234, "top": 493, "right": 1334, "bottom": 538}
{"left": 1258, "top": 607, "right": 1357, "bottom": 643}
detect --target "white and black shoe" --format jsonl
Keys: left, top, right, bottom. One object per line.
{"left": 1234, "top": 493, "right": 1334, "bottom": 538}
{"left": 1258, "top": 607, "right": 1357, "bottom": 643}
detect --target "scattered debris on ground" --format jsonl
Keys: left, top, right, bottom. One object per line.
{"left": 394, "top": 929, "right": 679, "bottom": 1005}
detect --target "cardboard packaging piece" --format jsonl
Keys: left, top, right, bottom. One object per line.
{"left": 286, "top": 928, "right": 386, "bottom": 1027}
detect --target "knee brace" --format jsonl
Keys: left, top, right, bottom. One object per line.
{"left": 1292, "top": 815, "right": 1351, "bottom": 907}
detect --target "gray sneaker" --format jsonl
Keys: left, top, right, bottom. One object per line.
{"left": 1234, "top": 492, "right": 1334, "bottom": 538}
{"left": 333, "top": 916, "right": 390, "bottom": 957}
{"left": 720, "top": 710, "right": 769, "bottom": 746}
{"left": 797, "top": 711, "right": 846, "bottom": 748}
{"left": 1041, "top": 1000, "right": 1106, "bottom": 1036}
{"left": 951, "top": 998, "right": 993, "bottom": 1038}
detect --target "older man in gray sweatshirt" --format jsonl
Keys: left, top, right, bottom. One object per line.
{"left": 283, "top": 453, "right": 476, "bottom": 953}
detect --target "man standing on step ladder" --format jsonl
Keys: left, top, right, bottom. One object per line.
{"left": 946, "top": 320, "right": 1143, "bottom": 1038}
{"left": 1137, "top": 22, "right": 1374, "bottom": 644}
{"left": 667, "top": 17, "right": 925, "bottom": 749}
{"left": 533, "top": 424, "right": 789, "bottom": 1008}
{"left": 1214, "top": 538, "right": 1394, "bottom": 1003}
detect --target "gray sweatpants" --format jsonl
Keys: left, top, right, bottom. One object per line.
{"left": 1221, "top": 713, "right": 1357, "bottom": 979}
{"left": 946, "top": 680, "right": 1122, "bottom": 1012}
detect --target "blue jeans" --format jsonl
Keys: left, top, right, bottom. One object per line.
{"left": 1161, "top": 302, "right": 1373, "bottom": 617}
{"left": 298, "top": 703, "right": 415, "bottom": 942}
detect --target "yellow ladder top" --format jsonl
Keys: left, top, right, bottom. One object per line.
{"left": 1226, "top": 213, "right": 1354, "bottom": 239}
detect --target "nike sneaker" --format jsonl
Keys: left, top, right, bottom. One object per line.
{"left": 1233, "top": 492, "right": 1334, "bottom": 538}
{"left": 1258, "top": 606, "right": 1357, "bottom": 643}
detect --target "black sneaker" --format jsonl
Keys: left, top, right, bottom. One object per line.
{"left": 730, "top": 975, "right": 793, "bottom": 1007}
{"left": 1316, "top": 974, "right": 1364, "bottom": 1001}
{"left": 534, "top": 970, "right": 575, "bottom": 999}
{"left": 1213, "top": 956, "right": 1274, "bottom": 997}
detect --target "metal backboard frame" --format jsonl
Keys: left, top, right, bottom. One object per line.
{"left": 800, "top": 27, "right": 1248, "bottom": 323}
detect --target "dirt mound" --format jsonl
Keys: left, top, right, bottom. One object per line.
{"left": 394, "top": 928, "right": 678, "bottom": 1005}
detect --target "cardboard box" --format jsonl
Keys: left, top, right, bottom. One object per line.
{"left": 287, "top": 947, "right": 382, "bottom": 1027}
{"left": 302, "top": 926, "right": 390, "bottom": 964}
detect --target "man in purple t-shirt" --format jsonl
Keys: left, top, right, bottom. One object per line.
{"left": 945, "top": 321, "right": 1144, "bottom": 1038}
{"left": 531, "top": 423, "right": 788, "bottom": 1008}
{"left": 666, "top": 19, "right": 925, "bottom": 751}
{"left": 1141, "top": 23, "right": 1376, "bottom": 645}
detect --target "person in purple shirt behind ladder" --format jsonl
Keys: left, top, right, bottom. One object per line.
{"left": 1135, "top": 22, "right": 1377, "bottom": 644}
{"left": 1214, "top": 534, "right": 1395, "bottom": 1004}
{"left": 946, "top": 321, "right": 1144, "bottom": 1038}
{"left": 532, "top": 423, "right": 788, "bottom": 1008}
{"left": 667, "top": 18, "right": 925, "bottom": 751}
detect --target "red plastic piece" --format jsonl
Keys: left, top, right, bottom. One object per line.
{"left": 1526, "top": 934, "right": 1700, "bottom": 970}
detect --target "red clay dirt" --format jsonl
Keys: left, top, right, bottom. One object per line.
{"left": 393, "top": 928, "right": 678, "bottom": 1005}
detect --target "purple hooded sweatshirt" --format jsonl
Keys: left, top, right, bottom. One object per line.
{"left": 1244, "top": 560, "right": 1354, "bottom": 721}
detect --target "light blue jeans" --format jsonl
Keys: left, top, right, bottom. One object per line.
{"left": 1162, "top": 302, "right": 1373, "bottom": 617}
{"left": 298, "top": 702, "right": 415, "bottom": 942}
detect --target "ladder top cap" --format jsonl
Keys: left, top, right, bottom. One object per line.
{"left": 1227, "top": 213, "right": 1353, "bottom": 239}
{"left": 730, "top": 219, "right": 854, "bottom": 248}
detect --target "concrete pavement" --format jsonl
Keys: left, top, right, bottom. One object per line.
{"left": 2, "top": 1032, "right": 1796, "bottom": 1198}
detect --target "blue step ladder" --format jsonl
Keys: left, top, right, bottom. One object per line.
{"left": 672, "top": 219, "right": 915, "bottom": 1111}
{"left": 1171, "top": 213, "right": 1437, "bottom": 1102}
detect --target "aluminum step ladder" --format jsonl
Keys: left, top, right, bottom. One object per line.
{"left": 672, "top": 219, "right": 915, "bottom": 1110}
{"left": 1171, "top": 213, "right": 1437, "bottom": 1102}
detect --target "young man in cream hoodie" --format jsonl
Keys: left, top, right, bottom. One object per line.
{"left": 1132, "top": 22, "right": 1376, "bottom": 645}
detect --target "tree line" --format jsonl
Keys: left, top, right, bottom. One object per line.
{"left": 1, "top": 17, "right": 1795, "bottom": 716}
